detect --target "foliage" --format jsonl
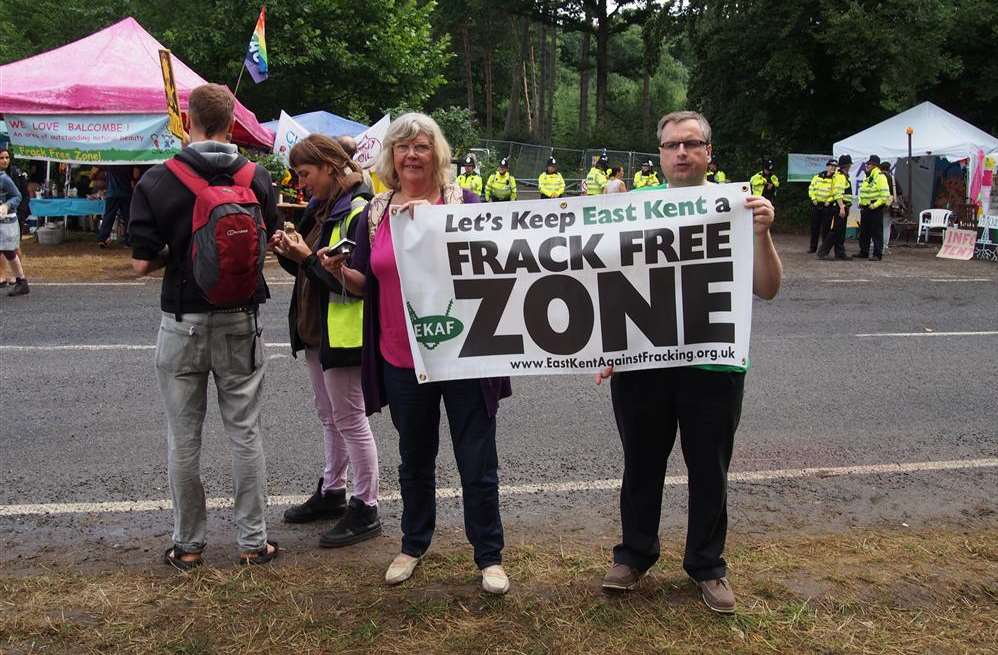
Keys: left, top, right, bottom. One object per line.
{"left": 0, "top": 0, "right": 451, "bottom": 125}
{"left": 241, "top": 151, "right": 287, "bottom": 185}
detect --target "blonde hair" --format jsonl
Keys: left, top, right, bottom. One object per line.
{"left": 656, "top": 111, "right": 712, "bottom": 145}
{"left": 374, "top": 113, "right": 452, "bottom": 191}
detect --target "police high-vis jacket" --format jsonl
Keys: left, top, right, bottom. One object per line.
{"left": 486, "top": 170, "right": 517, "bottom": 201}
{"left": 858, "top": 167, "right": 891, "bottom": 209}
{"left": 831, "top": 170, "right": 853, "bottom": 206}
{"left": 585, "top": 166, "right": 608, "bottom": 195}
{"left": 538, "top": 172, "right": 565, "bottom": 198}
{"left": 808, "top": 172, "right": 835, "bottom": 205}
{"left": 633, "top": 170, "right": 660, "bottom": 188}
{"left": 457, "top": 172, "right": 483, "bottom": 196}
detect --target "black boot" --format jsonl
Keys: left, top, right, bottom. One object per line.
{"left": 283, "top": 478, "right": 346, "bottom": 523}
{"left": 8, "top": 278, "right": 29, "bottom": 296}
{"left": 319, "top": 497, "right": 382, "bottom": 548}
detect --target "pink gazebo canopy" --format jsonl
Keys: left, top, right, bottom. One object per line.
{"left": 0, "top": 17, "right": 274, "bottom": 149}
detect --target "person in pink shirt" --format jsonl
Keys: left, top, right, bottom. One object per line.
{"left": 318, "top": 113, "right": 513, "bottom": 595}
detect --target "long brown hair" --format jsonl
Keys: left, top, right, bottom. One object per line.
{"left": 289, "top": 134, "right": 362, "bottom": 219}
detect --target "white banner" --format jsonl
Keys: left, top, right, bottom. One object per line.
{"left": 353, "top": 114, "right": 390, "bottom": 170}
{"left": 272, "top": 110, "right": 310, "bottom": 166}
{"left": 391, "top": 184, "right": 755, "bottom": 382}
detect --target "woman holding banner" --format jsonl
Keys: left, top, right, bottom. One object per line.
{"left": 270, "top": 134, "right": 382, "bottom": 549}
{"left": 317, "top": 113, "right": 513, "bottom": 595}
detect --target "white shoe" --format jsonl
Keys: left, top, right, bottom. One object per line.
{"left": 481, "top": 564, "right": 510, "bottom": 595}
{"left": 385, "top": 553, "right": 420, "bottom": 585}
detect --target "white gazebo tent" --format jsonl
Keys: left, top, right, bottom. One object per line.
{"left": 833, "top": 102, "right": 998, "bottom": 217}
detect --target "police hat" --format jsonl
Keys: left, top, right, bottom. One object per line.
{"left": 642, "top": 159, "right": 654, "bottom": 167}
{"left": 499, "top": 158, "right": 509, "bottom": 168}
{"left": 463, "top": 155, "right": 475, "bottom": 166}
{"left": 838, "top": 154, "right": 853, "bottom": 166}
{"left": 866, "top": 154, "right": 881, "bottom": 165}
{"left": 546, "top": 157, "right": 557, "bottom": 167}
{"left": 762, "top": 158, "right": 774, "bottom": 169}
{"left": 826, "top": 158, "right": 837, "bottom": 166}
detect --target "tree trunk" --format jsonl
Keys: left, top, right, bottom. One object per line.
{"left": 579, "top": 9, "right": 591, "bottom": 136}
{"left": 546, "top": 25, "right": 557, "bottom": 143}
{"left": 538, "top": 19, "right": 548, "bottom": 140}
{"left": 485, "top": 47, "right": 494, "bottom": 134}
{"left": 461, "top": 25, "right": 476, "bottom": 116}
{"left": 504, "top": 17, "right": 531, "bottom": 135}
{"left": 595, "top": 0, "right": 609, "bottom": 133}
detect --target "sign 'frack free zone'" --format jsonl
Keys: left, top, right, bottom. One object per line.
{"left": 391, "top": 184, "right": 754, "bottom": 382}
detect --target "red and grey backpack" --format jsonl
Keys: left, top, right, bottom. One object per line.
{"left": 164, "top": 158, "right": 266, "bottom": 308}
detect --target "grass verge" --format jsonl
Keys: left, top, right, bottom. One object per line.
{"left": 2, "top": 528, "right": 996, "bottom": 654}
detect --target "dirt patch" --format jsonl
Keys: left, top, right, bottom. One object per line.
{"left": 19, "top": 233, "right": 286, "bottom": 282}
{"left": 2, "top": 527, "right": 996, "bottom": 654}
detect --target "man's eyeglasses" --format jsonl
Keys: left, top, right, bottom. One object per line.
{"left": 393, "top": 143, "right": 432, "bottom": 155}
{"left": 659, "top": 140, "right": 709, "bottom": 152}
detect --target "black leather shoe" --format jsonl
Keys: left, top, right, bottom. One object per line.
{"left": 851, "top": 253, "right": 868, "bottom": 259}
{"left": 283, "top": 478, "right": 346, "bottom": 523}
{"left": 871, "top": 255, "right": 882, "bottom": 261}
{"left": 7, "top": 279, "right": 29, "bottom": 296}
{"left": 319, "top": 497, "right": 382, "bottom": 548}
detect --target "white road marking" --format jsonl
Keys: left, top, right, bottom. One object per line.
{"left": 0, "top": 343, "right": 293, "bottom": 352}
{"left": 1, "top": 457, "right": 995, "bottom": 517}
{"left": 929, "top": 278, "right": 993, "bottom": 283}
{"left": 825, "top": 279, "right": 870, "bottom": 283}
{"left": 30, "top": 282, "right": 146, "bottom": 287}
{"left": 856, "top": 331, "right": 998, "bottom": 338}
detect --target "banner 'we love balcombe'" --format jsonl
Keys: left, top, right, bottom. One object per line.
{"left": 391, "top": 184, "right": 754, "bottom": 382}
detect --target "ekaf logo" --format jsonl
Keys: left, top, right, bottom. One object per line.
{"left": 407, "top": 300, "right": 463, "bottom": 350}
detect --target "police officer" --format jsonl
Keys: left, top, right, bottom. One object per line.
{"left": 807, "top": 159, "right": 837, "bottom": 253}
{"left": 585, "top": 152, "right": 609, "bottom": 195}
{"left": 537, "top": 157, "right": 565, "bottom": 199}
{"left": 456, "top": 155, "right": 483, "bottom": 197}
{"left": 705, "top": 161, "right": 727, "bottom": 184}
{"left": 816, "top": 154, "right": 853, "bottom": 261}
{"left": 750, "top": 158, "right": 779, "bottom": 202}
{"left": 485, "top": 158, "right": 517, "bottom": 202}
{"left": 633, "top": 159, "right": 660, "bottom": 189}
{"left": 856, "top": 154, "right": 891, "bottom": 260}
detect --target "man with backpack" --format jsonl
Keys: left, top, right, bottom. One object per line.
{"left": 129, "top": 83, "right": 280, "bottom": 570}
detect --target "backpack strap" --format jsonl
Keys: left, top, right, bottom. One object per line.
{"left": 232, "top": 161, "right": 257, "bottom": 188}
{"left": 164, "top": 158, "right": 209, "bottom": 195}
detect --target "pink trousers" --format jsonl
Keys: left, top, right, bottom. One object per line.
{"left": 304, "top": 349, "right": 379, "bottom": 506}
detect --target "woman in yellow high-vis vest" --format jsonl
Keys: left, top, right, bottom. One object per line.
{"left": 271, "top": 134, "right": 381, "bottom": 549}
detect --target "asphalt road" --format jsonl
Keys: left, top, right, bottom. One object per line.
{"left": 1, "top": 235, "right": 996, "bottom": 569}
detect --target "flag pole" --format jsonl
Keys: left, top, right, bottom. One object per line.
{"left": 234, "top": 63, "right": 246, "bottom": 97}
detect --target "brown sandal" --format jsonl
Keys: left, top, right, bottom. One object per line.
{"left": 240, "top": 540, "right": 279, "bottom": 565}
{"left": 163, "top": 545, "right": 203, "bottom": 571}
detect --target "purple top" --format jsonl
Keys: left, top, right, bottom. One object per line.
{"left": 350, "top": 188, "right": 512, "bottom": 417}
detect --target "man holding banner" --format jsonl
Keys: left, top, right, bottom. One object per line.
{"left": 596, "top": 111, "right": 781, "bottom": 614}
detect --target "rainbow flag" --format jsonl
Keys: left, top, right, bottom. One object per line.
{"left": 243, "top": 6, "right": 268, "bottom": 84}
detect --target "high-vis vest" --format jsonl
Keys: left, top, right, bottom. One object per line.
{"left": 486, "top": 171, "right": 517, "bottom": 201}
{"left": 325, "top": 196, "right": 368, "bottom": 351}
{"left": 808, "top": 173, "right": 834, "bottom": 204}
{"left": 457, "top": 173, "right": 483, "bottom": 197}
{"left": 750, "top": 172, "right": 780, "bottom": 198}
{"left": 705, "top": 170, "right": 727, "bottom": 184}
{"left": 831, "top": 170, "right": 852, "bottom": 206}
{"left": 585, "top": 166, "right": 608, "bottom": 195}
{"left": 537, "top": 172, "right": 565, "bottom": 198}
{"left": 858, "top": 167, "right": 891, "bottom": 209}
{"left": 633, "top": 171, "right": 660, "bottom": 188}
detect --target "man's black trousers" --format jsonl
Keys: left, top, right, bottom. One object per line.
{"left": 610, "top": 366, "right": 744, "bottom": 581}
{"left": 858, "top": 206, "right": 884, "bottom": 257}
{"left": 809, "top": 204, "right": 832, "bottom": 251}
{"left": 817, "top": 205, "right": 849, "bottom": 258}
